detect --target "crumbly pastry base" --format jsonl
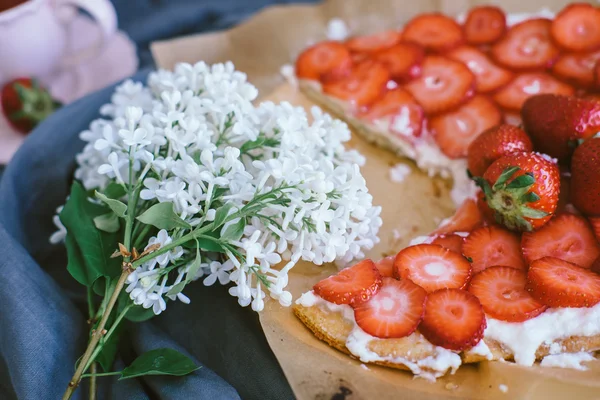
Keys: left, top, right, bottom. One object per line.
{"left": 293, "top": 303, "right": 600, "bottom": 374}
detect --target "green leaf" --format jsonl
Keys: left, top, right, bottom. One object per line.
{"left": 506, "top": 173, "right": 535, "bottom": 189}
{"left": 166, "top": 281, "right": 187, "bottom": 297}
{"left": 493, "top": 166, "right": 520, "bottom": 190}
{"left": 125, "top": 305, "right": 156, "bottom": 322}
{"left": 239, "top": 136, "right": 266, "bottom": 154}
{"left": 212, "top": 203, "right": 233, "bottom": 228}
{"left": 95, "top": 322, "right": 122, "bottom": 372}
{"left": 521, "top": 207, "right": 549, "bottom": 219}
{"left": 120, "top": 348, "right": 200, "bottom": 380}
{"left": 473, "top": 176, "right": 493, "bottom": 199}
{"left": 60, "top": 182, "right": 121, "bottom": 286}
{"left": 183, "top": 230, "right": 224, "bottom": 252}
{"left": 95, "top": 191, "right": 127, "bottom": 218}
{"left": 94, "top": 213, "right": 121, "bottom": 233}
{"left": 137, "top": 202, "right": 192, "bottom": 230}
{"left": 521, "top": 191, "right": 541, "bottom": 203}
{"left": 185, "top": 245, "right": 202, "bottom": 282}
{"left": 104, "top": 182, "right": 127, "bottom": 199}
{"left": 221, "top": 218, "right": 246, "bottom": 242}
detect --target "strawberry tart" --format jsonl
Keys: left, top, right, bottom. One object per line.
{"left": 292, "top": 3, "right": 600, "bottom": 380}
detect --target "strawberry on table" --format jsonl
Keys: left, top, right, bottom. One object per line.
{"left": 462, "top": 226, "right": 526, "bottom": 273}
{"left": 374, "top": 255, "right": 396, "bottom": 278}
{"left": 405, "top": 55, "right": 475, "bottom": 115}
{"left": 323, "top": 60, "right": 389, "bottom": 107}
{"left": 430, "top": 95, "right": 502, "bottom": 159}
{"left": 571, "top": 137, "right": 600, "bottom": 216}
{"left": 313, "top": 259, "right": 383, "bottom": 305}
{"left": 433, "top": 198, "right": 484, "bottom": 235}
{"left": 431, "top": 233, "right": 465, "bottom": 255}
{"left": 521, "top": 214, "right": 600, "bottom": 268}
{"left": 473, "top": 152, "right": 560, "bottom": 232}
{"left": 551, "top": 3, "right": 600, "bottom": 52}
{"left": 447, "top": 46, "right": 513, "bottom": 93}
{"left": 373, "top": 42, "right": 424, "bottom": 82}
{"left": 295, "top": 41, "right": 352, "bottom": 81}
{"left": 468, "top": 266, "right": 547, "bottom": 322}
{"left": 521, "top": 94, "right": 600, "bottom": 161}
{"left": 551, "top": 50, "right": 600, "bottom": 89}
{"left": 491, "top": 19, "right": 560, "bottom": 70}
{"left": 354, "top": 277, "right": 427, "bottom": 338}
{"left": 1, "top": 78, "right": 61, "bottom": 134}
{"left": 419, "top": 288, "right": 486, "bottom": 351}
{"left": 463, "top": 6, "right": 506, "bottom": 45}
{"left": 526, "top": 257, "right": 600, "bottom": 308}
{"left": 467, "top": 124, "right": 533, "bottom": 177}
{"left": 393, "top": 244, "right": 472, "bottom": 292}
{"left": 402, "top": 13, "right": 464, "bottom": 52}
{"left": 346, "top": 30, "right": 402, "bottom": 53}
{"left": 493, "top": 73, "right": 574, "bottom": 112}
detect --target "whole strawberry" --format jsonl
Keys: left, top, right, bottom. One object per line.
{"left": 571, "top": 137, "right": 600, "bottom": 216}
{"left": 467, "top": 124, "right": 533, "bottom": 176}
{"left": 1, "top": 78, "right": 60, "bottom": 134}
{"left": 521, "top": 94, "right": 600, "bottom": 161}
{"left": 473, "top": 152, "right": 560, "bottom": 231}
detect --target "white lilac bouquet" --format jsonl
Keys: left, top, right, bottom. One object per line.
{"left": 52, "top": 62, "right": 382, "bottom": 399}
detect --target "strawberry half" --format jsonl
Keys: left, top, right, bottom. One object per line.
{"left": 463, "top": 6, "right": 507, "bottom": 45}
{"left": 468, "top": 266, "right": 547, "bottom": 322}
{"left": 521, "top": 94, "right": 600, "bottom": 161}
{"left": 313, "top": 259, "right": 383, "bottom": 305}
{"left": 493, "top": 73, "right": 574, "bottom": 112}
{"left": 295, "top": 41, "right": 352, "bottom": 81}
{"left": 374, "top": 256, "right": 396, "bottom": 278}
{"left": 589, "top": 217, "right": 600, "bottom": 242}
{"left": 467, "top": 124, "right": 533, "bottom": 177}
{"left": 393, "top": 244, "right": 472, "bottom": 293}
{"left": 402, "top": 13, "right": 464, "bottom": 52}
{"left": 551, "top": 3, "right": 600, "bottom": 52}
{"left": 447, "top": 46, "right": 513, "bottom": 93}
{"left": 431, "top": 233, "right": 465, "bottom": 255}
{"left": 526, "top": 257, "right": 600, "bottom": 308}
{"left": 405, "top": 55, "right": 474, "bottom": 115}
{"left": 323, "top": 60, "right": 389, "bottom": 107}
{"left": 491, "top": 19, "right": 560, "bottom": 70}
{"left": 353, "top": 277, "right": 427, "bottom": 339}
{"left": 522, "top": 213, "right": 600, "bottom": 268}
{"left": 462, "top": 226, "right": 526, "bottom": 273}
{"left": 373, "top": 42, "right": 424, "bottom": 82}
{"left": 433, "top": 198, "right": 484, "bottom": 235}
{"left": 419, "top": 288, "right": 486, "bottom": 351}
{"left": 474, "top": 152, "right": 560, "bottom": 232}
{"left": 551, "top": 50, "right": 600, "bottom": 89}
{"left": 430, "top": 95, "right": 502, "bottom": 159}
{"left": 571, "top": 137, "right": 600, "bottom": 216}
{"left": 346, "top": 30, "right": 402, "bottom": 53}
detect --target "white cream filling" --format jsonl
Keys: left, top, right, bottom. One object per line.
{"left": 540, "top": 352, "right": 595, "bottom": 371}
{"left": 389, "top": 163, "right": 412, "bottom": 183}
{"left": 326, "top": 18, "right": 350, "bottom": 41}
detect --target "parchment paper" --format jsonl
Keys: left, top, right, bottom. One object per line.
{"left": 151, "top": 1, "right": 600, "bottom": 398}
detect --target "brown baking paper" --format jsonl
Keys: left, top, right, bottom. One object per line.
{"left": 151, "top": 1, "right": 600, "bottom": 398}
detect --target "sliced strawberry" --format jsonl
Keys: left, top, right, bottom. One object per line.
{"left": 388, "top": 102, "right": 424, "bottom": 140}
{"left": 375, "top": 256, "right": 396, "bottom": 278}
{"left": 405, "top": 55, "right": 474, "bottom": 115}
{"left": 359, "top": 88, "right": 422, "bottom": 129}
{"left": 592, "top": 255, "right": 600, "bottom": 275}
{"left": 434, "top": 198, "right": 484, "bottom": 235}
{"left": 493, "top": 73, "right": 575, "bottom": 111}
{"left": 503, "top": 112, "right": 523, "bottom": 127}
{"left": 448, "top": 46, "right": 513, "bottom": 93}
{"left": 526, "top": 257, "right": 600, "bottom": 308}
{"left": 462, "top": 226, "right": 526, "bottom": 273}
{"left": 491, "top": 19, "right": 560, "bottom": 70}
{"left": 477, "top": 191, "right": 497, "bottom": 225}
{"left": 346, "top": 30, "right": 402, "bottom": 53}
{"left": 313, "top": 259, "right": 382, "bottom": 305}
{"left": 373, "top": 42, "right": 424, "bottom": 82}
{"left": 419, "top": 288, "right": 486, "bottom": 351}
{"left": 551, "top": 3, "right": 600, "bottom": 52}
{"left": 354, "top": 277, "right": 427, "bottom": 338}
{"left": 522, "top": 214, "right": 600, "bottom": 269}
{"left": 595, "top": 60, "right": 600, "bottom": 90}
{"left": 430, "top": 95, "right": 502, "bottom": 159}
{"left": 468, "top": 266, "right": 547, "bottom": 322}
{"left": 402, "top": 13, "right": 464, "bottom": 52}
{"left": 463, "top": 6, "right": 507, "bottom": 45}
{"left": 589, "top": 217, "right": 600, "bottom": 243}
{"left": 431, "top": 234, "right": 465, "bottom": 255}
{"left": 394, "top": 244, "right": 472, "bottom": 293}
{"left": 323, "top": 60, "right": 390, "bottom": 107}
{"left": 350, "top": 52, "right": 370, "bottom": 64}
{"left": 551, "top": 50, "right": 600, "bottom": 89}
{"left": 295, "top": 41, "right": 352, "bottom": 81}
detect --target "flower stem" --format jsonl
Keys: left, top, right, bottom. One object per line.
{"left": 84, "top": 305, "right": 131, "bottom": 372}
{"left": 88, "top": 362, "right": 97, "bottom": 400}
{"left": 81, "top": 370, "right": 122, "bottom": 379}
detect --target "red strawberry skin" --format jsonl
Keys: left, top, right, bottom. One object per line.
{"left": 313, "top": 259, "right": 382, "bottom": 305}
{"left": 433, "top": 198, "right": 483, "bottom": 235}
{"left": 1, "top": 78, "right": 59, "bottom": 134}
{"left": 521, "top": 94, "right": 600, "bottom": 161}
{"left": 526, "top": 257, "right": 600, "bottom": 308}
{"left": 419, "top": 288, "right": 486, "bottom": 351}
{"left": 468, "top": 266, "right": 547, "bottom": 322}
{"left": 462, "top": 225, "right": 526, "bottom": 273}
{"left": 570, "top": 137, "right": 600, "bottom": 216}
{"left": 589, "top": 217, "right": 600, "bottom": 242}
{"left": 467, "top": 124, "right": 533, "bottom": 177}
{"left": 353, "top": 278, "right": 426, "bottom": 339}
